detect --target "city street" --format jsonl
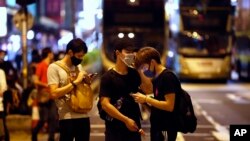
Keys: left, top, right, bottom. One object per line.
{"left": 1, "top": 0, "right": 250, "bottom": 141}
{"left": 7, "top": 81, "right": 250, "bottom": 141}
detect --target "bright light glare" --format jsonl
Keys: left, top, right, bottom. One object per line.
{"left": 168, "top": 51, "right": 174, "bottom": 58}
{"left": 36, "top": 32, "right": 42, "bottom": 40}
{"left": 170, "top": 24, "right": 178, "bottom": 33}
{"left": 27, "top": 30, "right": 35, "bottom": 40}
{"left": 128, "top": 33, "right": 135, "bottom": 38}
{"left": 193, "top": 10, "right": 198, "bottom": 15}
{"left": 118, "top": 33, "right": 124, "bottom": 38}
{"left": 96, "top": 9, "right": 103, "bottom": 19}
{"left": 130, "top": 0, "right": 136, "bottom": 3}
{"left": 58, "top": 31, "right": 73, "bottom": 50}
{"left": 9, "top": 35, "right": 21, "bottom": 52}
{"left": 0, "top": 7, "right": 7, "bottom": 37}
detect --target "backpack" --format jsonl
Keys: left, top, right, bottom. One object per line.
{"left": 166, "top": 70, "right": 197, "bottom": 133}
{"left": 176, "top": 88, "right": 197, "bottom": 133}
{"left": 54, "top": 62, "right": 94, "bottom": 113}
{"left": 97, "top": 96, "right": 124, "bottom": 122}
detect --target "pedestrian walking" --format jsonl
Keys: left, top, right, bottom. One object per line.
{"left": 131, "top": 47, "right": 180, "bottom": 141}
{"left": 47, "top": 38, "right": 90, "bottom": 141}
{"left": 32, "top": 47, "right": 58, "bottom": 141}
{"left": 0, "top": 68, "right": 9, "bottom": 141}
{"left": 98, "top": 39, "right": 146, "bottom": 141}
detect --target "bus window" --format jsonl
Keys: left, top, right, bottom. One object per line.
{"left": 171, "top": 0, "right": 234, "bottom": 81}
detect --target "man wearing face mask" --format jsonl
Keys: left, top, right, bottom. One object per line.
{"left": 131, "top": 47, "right": 180, "bottom": 141}
{"left": 99, "top": 39, "right": 148, "bottom": 141}
{"left": 47, "top": 38, "right": 90, "bottom": 141}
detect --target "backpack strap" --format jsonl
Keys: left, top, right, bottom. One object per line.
{"left": 54, "top": 61, "right": 70, "bottom": 75}
{"left": 164, "top": 69, "right": 182, "bottom": 90}
{"left": 54, "top": 61, "right": 80, "bottom": 84}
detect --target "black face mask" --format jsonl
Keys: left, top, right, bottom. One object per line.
{"left": 71, "top": 56, "right": 82, "bottom": 66}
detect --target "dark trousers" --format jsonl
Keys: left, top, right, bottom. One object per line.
{"left": 59, "top": 117, "right": 90, "bottom": 141}
{"left": 32, "top": 101, "right": 58, "bottom": 141}
{"left": 0, "top": 115, "right": 9, "bottom": 141}
{"left": 150, "top": 129, "right": 177, "bottom": 141}
{"left": 105, "top": 123, "right": 141, "bottom": 141}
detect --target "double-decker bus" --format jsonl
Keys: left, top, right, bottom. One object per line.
{"left": 101, "top": 0, "right": 166, "bottom": 70}
{"left": 171, "top": 0, "right": 234, "bottom": 81}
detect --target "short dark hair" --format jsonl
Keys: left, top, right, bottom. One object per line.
{"left": 66, "top": 38, "right": 88, "bottom": 54}
{"left": 135, "top": 47, "right": 161, "bottom": 69}
{"left": 41, "top": 47, "right": 52, "bottom": 59}
{"left": 113, "top": 39, "right": 137, "bottom": 60}
{"left": 114, "top": 39, "right": 136, "bottom": 52}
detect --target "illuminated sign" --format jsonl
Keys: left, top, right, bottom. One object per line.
{"left": 0, "top": 7, "right": 7, "bottom": 37}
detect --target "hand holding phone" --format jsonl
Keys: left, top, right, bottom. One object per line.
{"left": 88, "top": 73, "right": 98, "bottom": 78}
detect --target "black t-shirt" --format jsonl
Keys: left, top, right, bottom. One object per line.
{"left": 99, "top": 67, "right": 141, "bottom": 130}
{"left": 150, "top": 69, "right": 181, "bottom": 131}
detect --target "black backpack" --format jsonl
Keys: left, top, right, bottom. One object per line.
{"left": 165, "top": 70, "right": 197, "bottom": 133}
{"left": 176, "top": 88, "right": 197, "bottom": 133}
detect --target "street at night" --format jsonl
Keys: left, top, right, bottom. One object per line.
{"left": 8, "top": 81, "right": 250, "bottom": 141}
{"left": 1, "top": 0, "right": 250, "bottom": 141}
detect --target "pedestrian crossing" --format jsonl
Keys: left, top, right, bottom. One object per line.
{"left": 8, "top": 85, "right": 250, "bottom": 141}
{"left": 191, "top": 91, "right": 250, "bottom": 141}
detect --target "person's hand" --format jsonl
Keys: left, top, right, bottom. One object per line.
{"left": 74, "top": 71, "right": 87, "bottom": 85}
{"left": 84, "top": 73, "right": 98, "bottom": 84}
{"left": 124, "top": 117, "right": 139, "bottom": 132}
{"left": 82, "top": 74, "right": 92, "bottom": 85}
{"left": 131, "top": 92, "right": 147, "bottom": 104}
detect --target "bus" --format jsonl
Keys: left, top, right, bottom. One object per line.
{"left": 170, "top": 0, "right": 234, "bottom": 81}
{"left": 101, "top": 0, "right": 167, "bottom": 71}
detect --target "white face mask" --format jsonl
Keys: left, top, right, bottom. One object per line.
{"left": 120, "top": 53, "right": 135, "bottom": 68}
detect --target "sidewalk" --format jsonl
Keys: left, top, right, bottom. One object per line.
{"left": 10, "top": 131, "right": 60, "bottom": 141}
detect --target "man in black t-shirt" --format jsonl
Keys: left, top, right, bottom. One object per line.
{"left": 99, "top": 39, "right": 143, "bottom": 141}
{"left": 131, "top": 47, "right": 180, "bottom": 141}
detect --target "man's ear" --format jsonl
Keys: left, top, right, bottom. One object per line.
{"left": 115, "top": 50, "right": 120, "bottom": 57}
{"left": 151, "top": 59, "right": 157, "bottom": 65}
{"left": 68, "top": 49, "right": 73, "bottom": 56}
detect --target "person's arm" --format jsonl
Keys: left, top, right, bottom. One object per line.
{"left": 47, "top": 63, "right": 85, "bottom": 99}
{"left": 33, "top": 75, "right": 48, "bottom": 88}
{"left": 0, "top": 69, "right": 7, "bottom": 96}
{"left": 137, "top": 70, "right": 153, "bottom": 94}
{"left": 146, "top": 93, "right": 175, "bottom": 112}
{"left": 131, "top": 92, "right": 175, "bottom": 112}
{"left": 34, "top": 64, "right": 48, "bottom": 88}
{"left": 49, "top": 71, "right": 86, "bottom": 99}
{"left": 100, "top": 97, "right": 139, "bottom": 131}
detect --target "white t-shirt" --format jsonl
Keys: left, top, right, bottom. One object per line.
{"left": 0, "top": 69, "right": 7, "bottom": 112}
{"left": 47, "top": 62, "right": 88, "bottom": 120}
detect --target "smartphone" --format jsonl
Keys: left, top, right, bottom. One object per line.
{"left": 89, "top": 73, "right": 98, "bottom": 78}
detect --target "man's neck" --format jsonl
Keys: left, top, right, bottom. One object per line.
{"left": 61, "top": 55, "right": 73, "bottom": 68}
{"left": 114, "top": 60, "right": 128, "bottom": 75}
{"left": 155, "top": 64, "right": 165, "bottom": 76}
{"left": 44, "top": 57, "right": 51, "bottom": 64}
